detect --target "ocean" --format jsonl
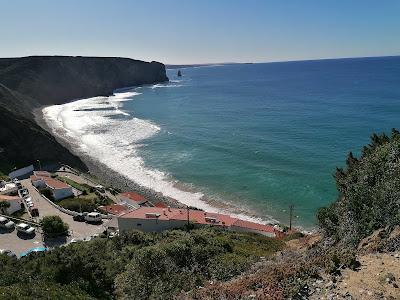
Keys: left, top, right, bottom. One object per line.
{"left": 43, "top": 56, "right": 400, "bottom": 229}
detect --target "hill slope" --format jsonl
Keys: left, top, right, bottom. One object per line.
{"left": 0, "top": 56, "right": 168, "bottom": 173}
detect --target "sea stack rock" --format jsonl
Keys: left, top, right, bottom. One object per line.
{"left": 177, "top": 70, "right": 182, "bottom": 77}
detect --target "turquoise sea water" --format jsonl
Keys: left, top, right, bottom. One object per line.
{"left": 44, "top": 57, "right": 400, "bottom": 228}
{"left": 125, "top": 57, "right": 400, "bottom": 228}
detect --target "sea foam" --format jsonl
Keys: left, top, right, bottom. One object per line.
{"left": 43, "top": 90, "right": 277, "bottom": 225}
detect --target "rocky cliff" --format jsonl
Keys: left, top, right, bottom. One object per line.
{"left": 0, "top": 56, "right": 168, "bottom": 173}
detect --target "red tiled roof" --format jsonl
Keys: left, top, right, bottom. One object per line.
{"left": 154, "top": 202, "right": 167, "bottom": 208}
{"left": 44, "top": 177, "right": 70, "bottom": 189}
{"left": 120, "top": 192, "right": 147, "bottom": 203}
{"left": 30, "top": 175, "right": 43, "bottom": 181}
{"left": 98, "top": 204, "right": 130, "bottom": 216}
{"left": 31, "top": 175, "right": 70, "bottom": 189}
{"left": 232, "top": 219, "right": 275, "bottom": 233}
{"left": 119, "top": 207, "right": 276, "bottom": 234}
{"left": 0, "top": 195, "right": 21, "bottom": 202}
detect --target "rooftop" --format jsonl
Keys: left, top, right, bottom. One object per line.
{"left": 154, "top": 202, "right": 168, "bottom": 208}
{"left": 33, "top": 171, "right": 51, "bottom": 177}
{"left": 0, "top": 194, "right": 21, "bottom": 202}
{"left": 120, "top": 192, "right": 147, "bottom": 203}
{"left": 98, "top": 204, "right": 131, "bottom": 216}
{"left": 119, "top": 207, "right": 276, "bottom": 233}
{"left": 31, "top": 175, "right": 70, "bottom": 189}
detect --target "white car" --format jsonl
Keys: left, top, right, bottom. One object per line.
{"left": 16, "top": 223, "right": 35, "bottom": 235}
{"left": 85, "top": 212, "right": 102, "bottom": 223}
{"left": 0, "top": 216, "right": 15, "bottom": 229}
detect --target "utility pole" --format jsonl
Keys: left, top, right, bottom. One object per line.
{"left": 37, "top": 159, "right": 42, "bottom": 171}
{"left": 289, "top": 204, "right": 294, "bottom": 231}
{"left": 186, "top": 206, "right": 190, "bottom": 230}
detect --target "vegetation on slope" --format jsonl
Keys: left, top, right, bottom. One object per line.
{"left": 317, "top": 129, "right": 400, "bottom": 246}
{"left": 0, "top": 228, "right": 284, "bottom": 300}
{"left": 1, "top": 130, "right": 399, "bottom": 299}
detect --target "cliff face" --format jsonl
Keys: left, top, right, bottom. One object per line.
{"left": 0, "top": 56, "right": 168, "bottom": 107}
{"left": 0, "top": 56, "right": 168, "bottom": 173}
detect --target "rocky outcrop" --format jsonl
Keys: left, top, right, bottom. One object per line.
{"left": 0, "top": 56, "right": 168, "bottom": 173}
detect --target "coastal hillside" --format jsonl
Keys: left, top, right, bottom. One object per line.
{"left": 0, "top": 130, "right": 399, "bottom": 299}
{"left": 0, "top": 56, "right": 168, "bottom": 173}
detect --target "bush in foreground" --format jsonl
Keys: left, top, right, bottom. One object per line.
{"left": 317, "top": 129, "right": 400, "bottom": 246}
{"left": 40, "top": 215, "right": 69, "bottom": 238}
{"left": 0, "top": 228, "right": 284, "bottom": 299}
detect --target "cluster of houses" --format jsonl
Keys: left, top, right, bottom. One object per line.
{"left": 4, "top": 165, "right": 282, "bottom": 238}
{"left": 99, "top": 192, "right": 281, "bottom": 237}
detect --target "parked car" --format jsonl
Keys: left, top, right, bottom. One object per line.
{"left": 0, "top": 249, "right": 17, "bottom": 258}
{"left": 73, "top": 213, "right": 86, "bottom": 222}
{"left": 95, "top": 185, "right": 105, "bottom": 193}
{"left": 85, "top": 212, "right": 102, "bottom": 223}
{"left": 0, "top": 216, "right": 15, "bottom": 230}
{"left": 19, "top": 188, "right": 29, "bottom": 197}
{"left": 16, "top": 223, "right": 35, "bottom": 235}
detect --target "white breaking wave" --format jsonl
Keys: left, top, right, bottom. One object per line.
{"left": 150, "top": 83, "right": 183, "bottom": 89}
{"left": 43, "top": 90, "right": 277, "bottom": 225}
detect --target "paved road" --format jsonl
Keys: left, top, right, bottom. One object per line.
{"left": 0, "top": 179, "right": 116, "bottom": 257}
{"left": 21, "top": 179, "right": 108, "bottom": 239}
{"left": 0, "top": 227, "right": 44, "bottom": 257}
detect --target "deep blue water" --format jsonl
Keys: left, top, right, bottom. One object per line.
{"left": 122, "top": 57, "right": 400, "bottom": 228}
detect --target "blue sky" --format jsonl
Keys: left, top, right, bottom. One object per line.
{"left": 1, "top": 0, "right": 399, "bottom": 64}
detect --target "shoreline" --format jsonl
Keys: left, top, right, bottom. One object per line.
{"left": 34, "top": 105, "right": 184, "bottom": 209}
{"left": 34, "top": 94, "right": 283, "bottom": 228}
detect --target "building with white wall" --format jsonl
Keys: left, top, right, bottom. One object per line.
{"left": 0, "top": 195, "right": 23, "bottom": 215}
{"left": 118, "top": 207, "right": 278, "bottom": 237}
{"left": 30, "top": 174, "right": 73, "bottom": 200}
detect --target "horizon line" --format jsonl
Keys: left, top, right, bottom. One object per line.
{"left": 166, "top": 54, "right": 400, "bottom": 67}
{"left": 1, "top": 54, "right": 399, "bottom": 66}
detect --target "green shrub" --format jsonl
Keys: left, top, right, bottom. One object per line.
{"left": 41, "top": 215, "right": 69, "bottom": 238}
{"left": 318, "top": 129, "right": 400, "bottom": 246}
{"left": 58, "top": 197, "right": 96, "bottom": 213}
{"left": 0, "top": 228, "right": 284, "bottom": 299}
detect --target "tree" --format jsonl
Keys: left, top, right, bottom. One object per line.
{"left": 0, "top": 201, "right": 10, "bottom": 214}
{"left": 40, "top": 215, "right": 69, "bottom": 238}
{"left": 318, "top": 129, "right": 400, "bottom": 245}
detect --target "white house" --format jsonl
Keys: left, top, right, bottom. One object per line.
{"left": 30, "top": 175, "right": 73, "bottom": 200}
{"left": 0, "top": 195, "right": 23, "bottom": 215}
{"left": 118, "top": 207, "right": 278, "bottom": 237}
{"left": 44, "top": 177, "right": 73, "bottom": 200}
